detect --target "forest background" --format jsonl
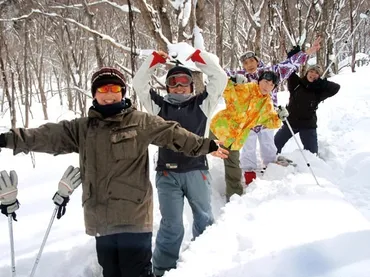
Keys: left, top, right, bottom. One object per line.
{"left": 0, "top": 0, "right": 369, "bottom": 129}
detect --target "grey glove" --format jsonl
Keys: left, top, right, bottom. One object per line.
{"left": 235, "top": 74, "right": 248, "bottom": 84}
{"left": 277, "top": 106, "right": 289, "bottom": 120}
{"left": 52, "top": 166, "right": 81, "bottom": 219}
{"left": 57, "top": 166, "right": 81, "bottom": 197}
{"left": 0, "top": 170, "right": 20, "bottom": 220}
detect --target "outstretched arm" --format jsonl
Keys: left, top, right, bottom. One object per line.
{"left": 271, "top": 37, "right": 322, "bottom": 82}
{"left": 0, "top": 119, "right": 80, "bottom": 155}
{"left": 148, "top": 115, "right": 228, "bottom": 159}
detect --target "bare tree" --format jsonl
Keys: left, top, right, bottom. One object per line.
{"left": 229, "top": 0, "right": 239, "bottom": 69}
{"left": 215, "top": 0, "right": 224, "bottom": 65}
{"left": 0, "top": 0, "right": 368, "bottom": 130}
{"left": 0, "top": 28, "right": 16, "bottom": 128}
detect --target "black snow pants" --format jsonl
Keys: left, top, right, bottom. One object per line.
{"left": 96, "top": 232, "right": 153, "bottom": 277}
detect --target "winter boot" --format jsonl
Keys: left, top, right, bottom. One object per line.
{"left": 276, "top": 156, "right": 296, "bottom": 167}
{"left": 244, "top": 171, "right": 256, "bottom": 186}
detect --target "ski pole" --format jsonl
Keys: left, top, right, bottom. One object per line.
{"left": 271, "top": 4, "right": 296, "bottom": 46}
{"left": 29, "top": 206, "right": 58, "bottom": 277}
{"left": 8, "top": 216, "right": 16, "bottom": 277}
{"left": 283, "top": 117, "right": 322, "bottom": 187}
{"left": 322, "top": 9, "right": 370, "bottom": 77}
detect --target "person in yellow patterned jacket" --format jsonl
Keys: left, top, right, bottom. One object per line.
{"left": 210, "top": 71, "right": 287, "bottom": 201}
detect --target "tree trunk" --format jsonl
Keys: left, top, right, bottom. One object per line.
{"left": 349, "top": 0, "right": 356, "bottom": 73}
{"left": 215, "top": 0, "right": 223, "bottom": 66}
{"left": 135, "top": 0, "right": 169, "bottom": 50}
{"left": 83, "top": 1, "right": 104, "bottom": 68}
{"left": 23, "top": 22, "right": 30, "bottom": 127}
{"left": 0, "top": 53, "right": 16, "bottom": 129}
{"left": 153, "top": 0, "right": 173, "bottom": 43}
{"left": 230, "top": 0, "right": 239, "bottom": 69}
{"left": 37, "top": 40, "right": 48, "bottom": 120}
{"left": 189, "top": 2, "right": 204, "bottom": 94}
{"left": 195, "top": 0, "right": 206, "bottom": 29}
{"left": 0, "top": 25, "right": 17, "bottom": 128}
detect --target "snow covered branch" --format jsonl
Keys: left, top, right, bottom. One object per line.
{"left": 49, "top": 0, "right": 140, "bottom": 13}
{"left": 0, "top": 9, "right": 138, "bottom": 55}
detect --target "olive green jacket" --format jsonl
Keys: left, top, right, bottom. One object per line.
{"left": 3, "top": 105, "right": 212, "bottom": 236}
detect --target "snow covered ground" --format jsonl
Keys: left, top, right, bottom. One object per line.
{"left": 0, "top": 65, "right": 370, "bottom": 277}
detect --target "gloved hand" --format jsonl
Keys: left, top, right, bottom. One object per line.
{"left": 310, "top": 77, "right": 328, "bottom": 90}
{"left": 0, "top": 133, "right": 6, "bottom": 151}
{"left": 52, "top": 166, "right": 81, "bottom": 219}
{"left": 287, "top": 45, "right": 301, "bottom": 58}
{"left": 0, "top": 170, "right": 20, "bottom": 220}
{"left": 209, "top": 140, "right": 229, "bottom": 159}
{"left": 230, "top": 74, "right": 248, "bottom": 84}
{"left": 277, "top": 106, "right": 289, "bottom": 120}
{"left": 235, "top": 74, "right": 248, "bottom": 84}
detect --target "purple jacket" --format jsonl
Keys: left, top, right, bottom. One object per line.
{"left": 226, "top": 51, "right": 308, "bottom": 132}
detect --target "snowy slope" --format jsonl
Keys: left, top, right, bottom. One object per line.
{"left": 0, "top": 66, "right": 370, "bottom": 277}
{"left": 165, "top": 155, "right": 370, "bottom": 277}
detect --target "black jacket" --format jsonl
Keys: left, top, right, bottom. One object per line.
{"left": 150, "top": 90, "right": 210, "bottom": 172}
{"left": 286, "top": 73, "right": 340, "bottom": 128}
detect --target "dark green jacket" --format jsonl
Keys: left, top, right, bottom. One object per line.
{"left": 3, "top": 106, "right": 212, "bottom": 236}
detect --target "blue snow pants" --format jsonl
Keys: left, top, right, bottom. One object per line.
{"left": 152, "top": 170, "right": 214, "bottom": 276}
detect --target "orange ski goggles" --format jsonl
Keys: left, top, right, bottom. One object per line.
{"left": 97, "top": 84, "right": 122, "bottom": 93}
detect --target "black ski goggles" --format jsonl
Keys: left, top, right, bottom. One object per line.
{"left": 166, "top": 74, "right": 193, "bottom": 88}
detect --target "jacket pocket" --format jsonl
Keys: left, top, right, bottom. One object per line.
{"left": 108, "top": 182, "right": 147, "bottom": 204}
{"left": 106, "top": 182, "right": 150, "bottom": 226}
{"left": 111, "top": 129, "right": 138, "bottom": 160}
{"left": 200, "top": 170, "right": 212, "bottom": 186}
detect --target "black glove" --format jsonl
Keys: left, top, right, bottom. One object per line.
{"left": 0, "top": 200, "right": 20, "bottom": 221}
{"left": 0, "top": 134, "right": 6, "bottom": 148}
{"left": 52, "top": 192, "right": 70, "bottom": 219}
{"left": 209, "top": 140, "right": 218, "bottom": 153}
{"left": 287, "top": 45, "right": 301, "bottom": 58}
{"left": 310, "top": 78, "right": 328, "bottom": 90}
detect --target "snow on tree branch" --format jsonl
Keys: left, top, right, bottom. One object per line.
{"left": 181, "top": 0, "right": 192, "bottom": 27}
{"left": 49, "top": 0, "right": 140, "bottom": 13}
{"left": 241, "top": 0, "right": 263, "bottom": 29}
{"left": 135, "top": 0, "right": 172, "bottom": 49}
{"left": 0, "top": 9, "right": 138, "bottom": 55}
{"left": 168, "top": 0, "right": 186, "bottom": 10}
{"left": 193, "top": 25, "right": 205, "bottom": 50}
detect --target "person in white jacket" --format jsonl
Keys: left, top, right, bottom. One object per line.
{"left": 133, "top": 48, "right": 227, "bottom": 277}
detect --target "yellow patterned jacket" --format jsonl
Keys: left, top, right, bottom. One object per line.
{"left": 210, "top": 80, "right": 281, "bottom": 150}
